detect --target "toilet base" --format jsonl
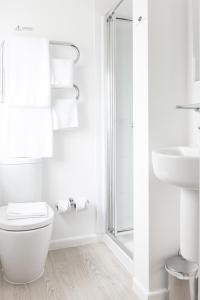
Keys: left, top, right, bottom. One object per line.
{"left": 2, "top": 268, "right": 44, "bottom": 285}
{"left": 0, "top": 223, "right": 53, "bottom": 285}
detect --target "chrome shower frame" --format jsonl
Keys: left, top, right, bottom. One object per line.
{"left": 105, "top": 3, "right": 133, "bottom": 258}
{"left": 106, "top": 13, "right": 117, "bottom": 237}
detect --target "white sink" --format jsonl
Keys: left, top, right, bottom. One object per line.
{"left": 152, "top": 147, "right": 199, "bottom": 190}
{"left": 152, "top": 146, "right": 200, "bottom": 263}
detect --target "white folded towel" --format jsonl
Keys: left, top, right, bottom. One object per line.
{"left": 51, "top": 58, "right": 74, "bottom": 88}
{"left": 7, "top": 202, "right": 48, "bottom": 220}
{"left": 4, "top": 37, "right": 51, "bottom": 107}
{"left": 52, "top": 98, "right": 79, "bottom": 130}
{"left": 0, "top": 104, "right": 53, "bottom": 158}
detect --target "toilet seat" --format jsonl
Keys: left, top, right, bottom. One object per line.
{"left": 0, "top": 204, "right": 54, "bottom": 231}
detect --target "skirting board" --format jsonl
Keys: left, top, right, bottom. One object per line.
{"left": 49, "top": 234, "right": 103, "bottom": 251}
{"left": 133, "top": 278, "right": 168, "bottom": 300}
{"left": 103, "top": 234, "right": 134, "bottom": 275}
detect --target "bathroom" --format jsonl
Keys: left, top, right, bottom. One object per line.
{"left": 0, "top": 0, "right": 199, "bottom": 299}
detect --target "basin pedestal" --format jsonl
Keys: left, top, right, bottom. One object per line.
{"left": 152, "top": 146, "right": 200, "bottom": 263}
{"left": 180, "top": 189, "right": 199, "bottom": 263}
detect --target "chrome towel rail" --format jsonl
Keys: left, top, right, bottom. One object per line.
{"left": 73, "top": 84, "right": 80, "bottom": 100}
{"left": 0, "top": 39, "right": 80, "bottom": 102}
{"left": 52, "top": 84, "right": 80, "bottom": 101}
{"left": 49, "top": 40, "right": 80, "bottom": 64}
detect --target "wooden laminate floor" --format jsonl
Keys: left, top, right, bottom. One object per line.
{"left": 0, "top": 243, "right": 137, "bottom": 300}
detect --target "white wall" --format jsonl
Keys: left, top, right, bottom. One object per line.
{"left": 188, "top": 0, "right": 200, "bottom": 146}
{"left": 132, "top": 0, "right": 150, "bottom": 293}
{"left": 133, "top": 0, "right": 189, "bottom": 298}
{"left": 148, "top": 0, "right": 189, "bottom": 292}
{"left": 0, "top": 0, "right": 98, "bottom": 241}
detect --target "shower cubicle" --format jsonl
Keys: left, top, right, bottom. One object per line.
{"left": 105, "top": 0, "right": 133, "bottom": 257}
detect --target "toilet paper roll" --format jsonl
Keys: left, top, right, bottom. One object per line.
{"left": 56, "top": 199, "right": 71, "bottom": 214}
{"left": 74, "top": 197, "right": 89, "bottom": 212}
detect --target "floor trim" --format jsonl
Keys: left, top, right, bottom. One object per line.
{"left": 49, "top": 234, "right": 102, "bottom": 251}
{"left": 103, "top": 234, "right": 134, "bottom": 275}
{"left": 133, "top": 277, "right": 168, "bottom": 300}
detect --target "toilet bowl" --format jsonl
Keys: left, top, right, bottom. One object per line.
{"left": 0, "top": 157, "right": 54, "bottom": 284}
{"left": 0, "top": 204, "right": 54, "bottom": 284}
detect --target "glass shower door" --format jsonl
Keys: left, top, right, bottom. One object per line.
{"left": 107, "top": 13, "right": 133, "bottom": 256}
{"left": 115, "top": 18, "right": 133, "bottom": 234}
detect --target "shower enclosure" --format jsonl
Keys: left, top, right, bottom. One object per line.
{"left": 106, "top": 0, "right": 133, "bottom": 257}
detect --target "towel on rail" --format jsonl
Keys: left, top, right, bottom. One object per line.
{"left": 52, "top": 98, "right": 79, "bottom": 130}
{"left": 4, "top": 37, "right": 51, "bottom": 107}
{"left": 51, "top": 58, "right": 74, "bottom": 88}
{"left": 0, "top": 104, "right": 53, "bottom": 158}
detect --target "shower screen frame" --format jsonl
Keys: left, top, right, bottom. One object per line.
{"left": 106, "top": 14, "right": 118, "bottom": 237}
{"left": 105, "top": 11, "right": 133, "bottom": 257}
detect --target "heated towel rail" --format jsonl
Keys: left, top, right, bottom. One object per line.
{"left": 49, "top": 40, "right": 80, "bottom": 63}
{"left": 0, "top": 39, "right": 80, "bottom": 102}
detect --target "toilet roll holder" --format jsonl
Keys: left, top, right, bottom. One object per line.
{"left": 55, "top": 198, "right": 76, "bottom": 211}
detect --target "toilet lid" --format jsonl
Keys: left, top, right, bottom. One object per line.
{"left": 0, "top": 205, "right": 54, "bottom": 231}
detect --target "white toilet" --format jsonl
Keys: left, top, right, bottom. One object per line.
{"left": 0, "top": 158, "right": 54, "bottom": 284}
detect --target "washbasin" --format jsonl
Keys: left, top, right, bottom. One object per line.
{"left": 152, "top": 146, "right": 200, "bottom": 190}
{"left": 152, "top": 146, "right": 200, "bottom": 262}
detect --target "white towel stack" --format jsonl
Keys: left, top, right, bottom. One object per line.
{"left": 4, "top": 37, "right": 51, "bottom": 107}
{"left": 0, "top": 105, "right": 53, "bottom": 158}
{"left": 0, "top": 37, "right": 53, "bottom": 158}
{"left": 52, "top": 98, "right": 79, "bottom": 130}
{"left": 51, "top": 58, "right": 74, "bottom": 88}
{"left": 7, "top": 202, "right": 48, "bottom": 220}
